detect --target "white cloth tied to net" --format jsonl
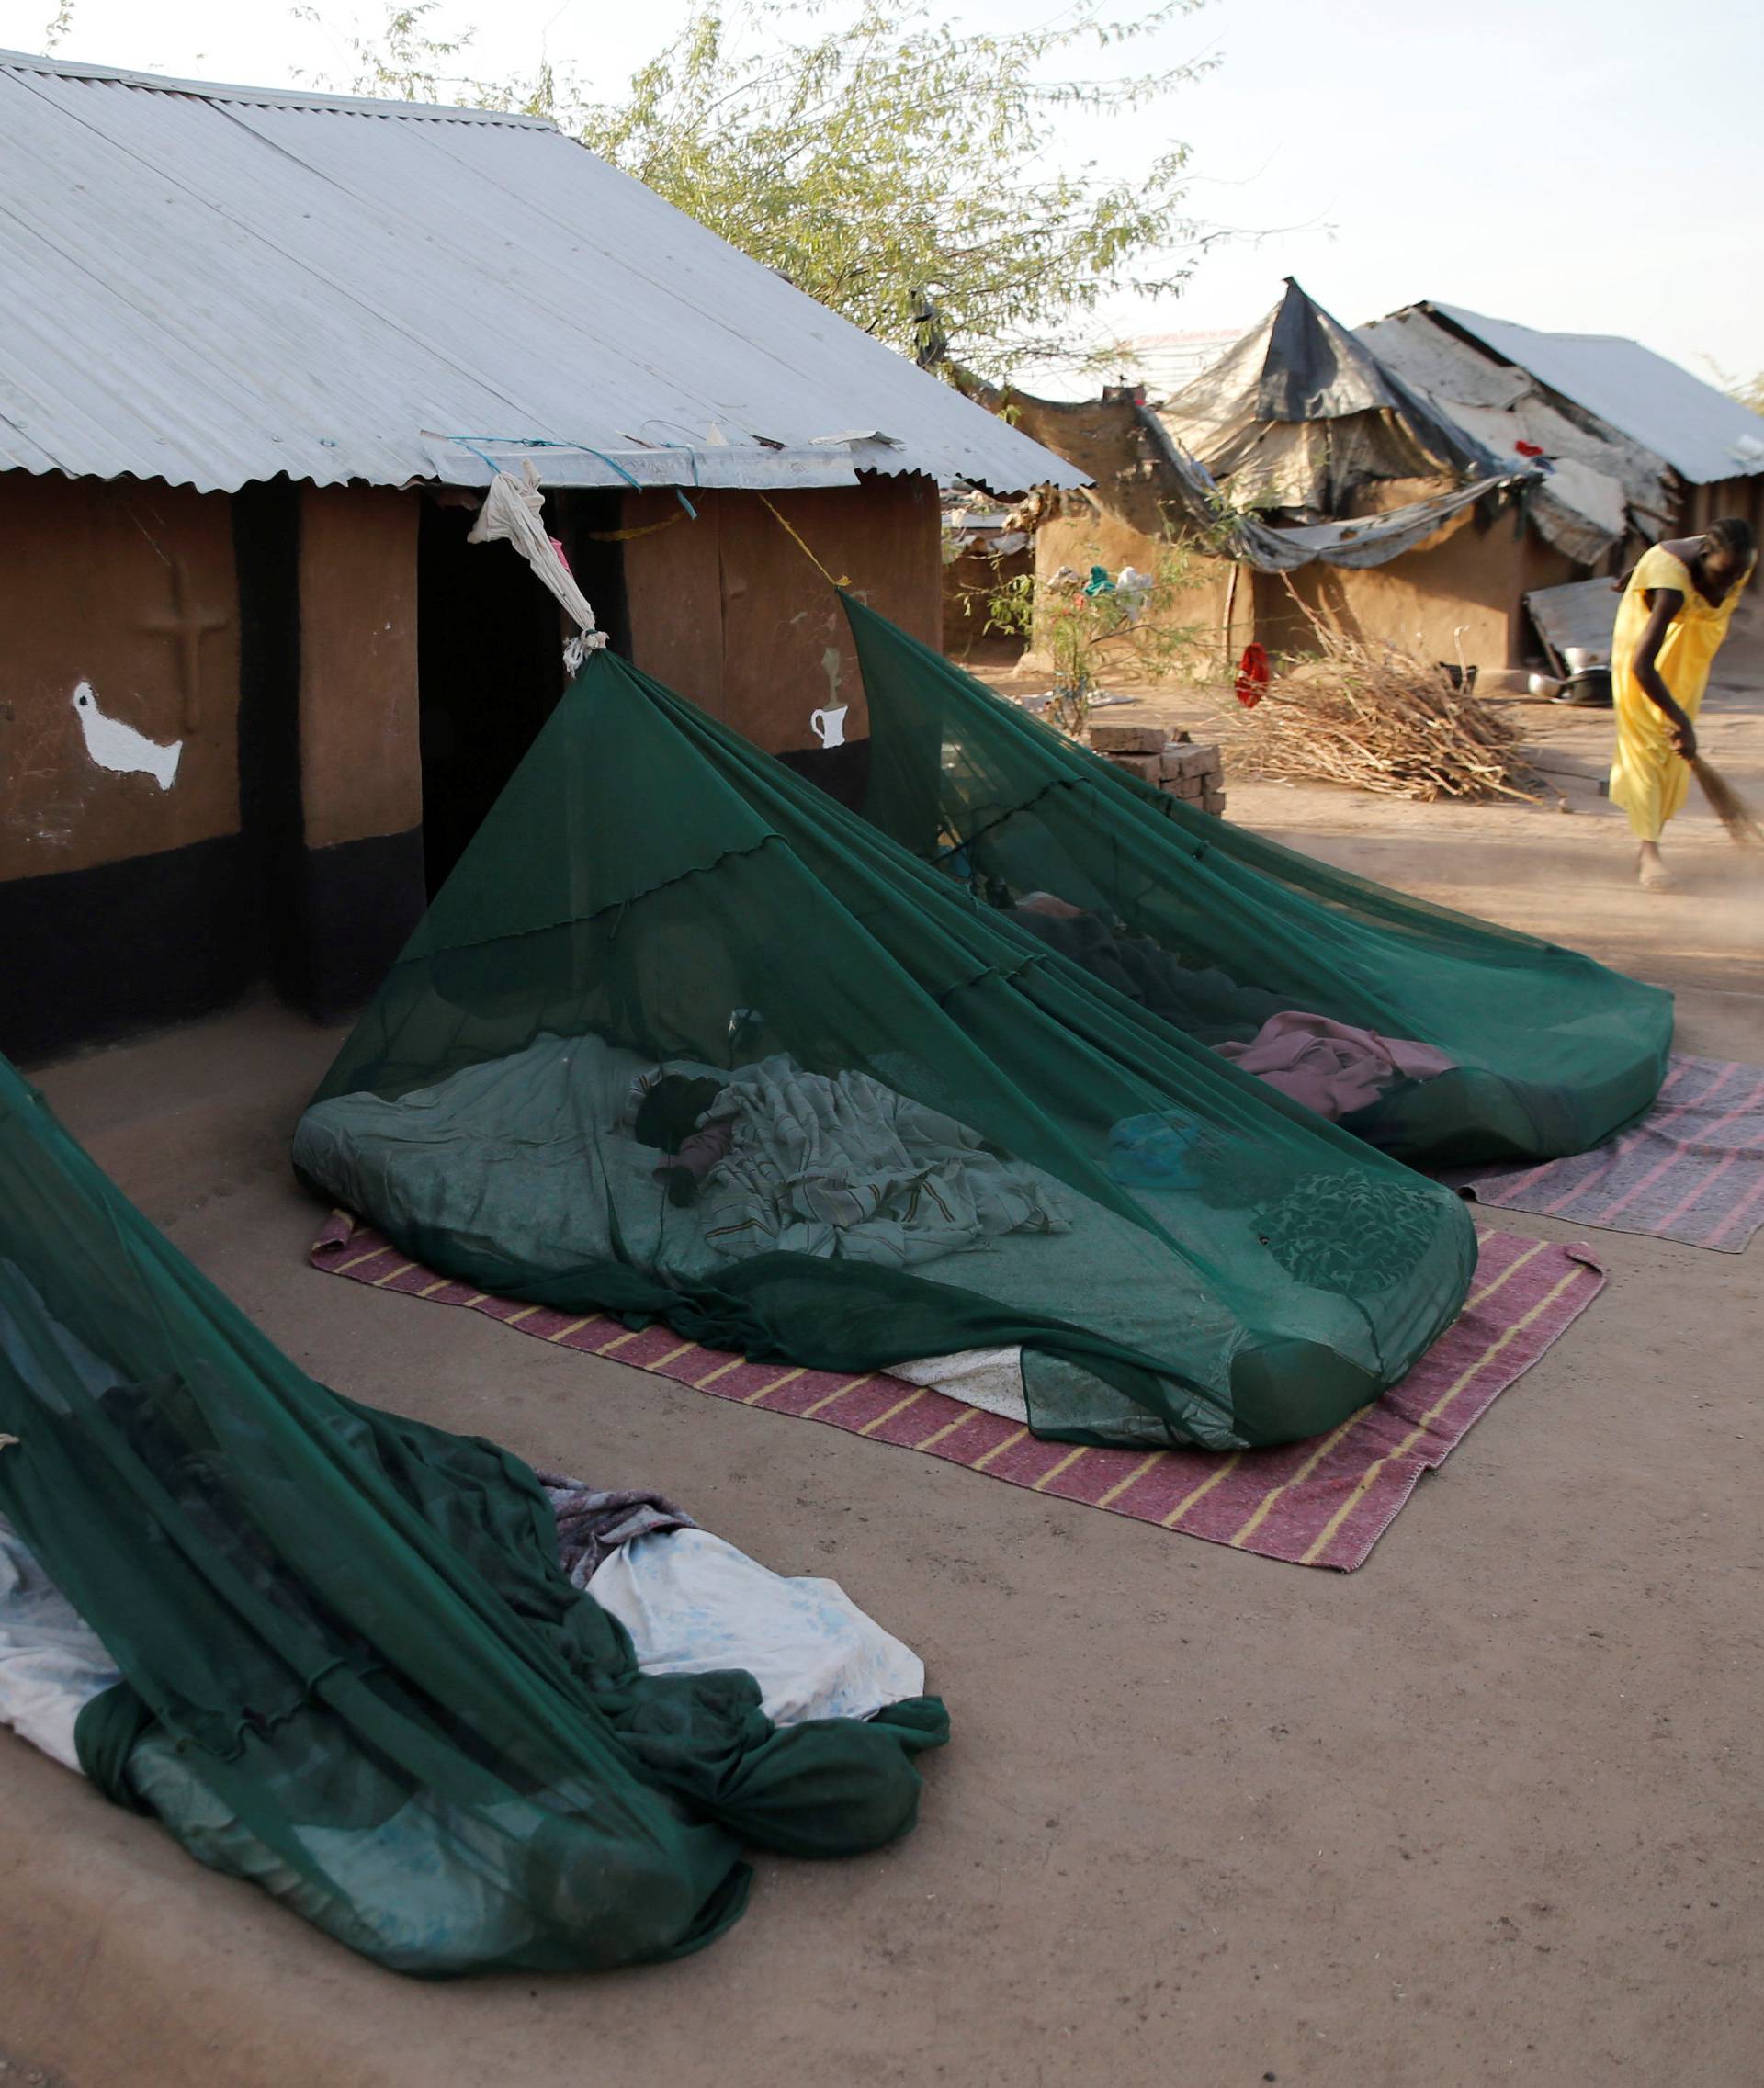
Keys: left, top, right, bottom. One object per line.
{"left": 468, "top": 461, "right": 608, "bottom": 669}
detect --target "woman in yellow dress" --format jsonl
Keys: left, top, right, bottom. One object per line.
{"left": 1610, "top": 517, "right": 1755, "bottom": 888}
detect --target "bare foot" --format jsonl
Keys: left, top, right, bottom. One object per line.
{"left": 1638, "top": 842, "right": 1673, "bottom": 891}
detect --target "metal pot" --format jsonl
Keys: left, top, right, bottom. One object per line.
{"left": 1551, "top": 666, "right": 1614, "bottom": 708}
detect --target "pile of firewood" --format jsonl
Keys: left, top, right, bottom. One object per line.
{"left": 1226, "top": 627, "right": 1536, "bottom": 803}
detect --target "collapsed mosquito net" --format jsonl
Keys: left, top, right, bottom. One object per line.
{"left": 0, "top": 1055, "right": 945, "bottom": 1978}
{"left": 298, "top": 644, "right": 1477, "bottom": 1457}
{"left": 843, "top": 593, "right": 1673, "bottom": 1168}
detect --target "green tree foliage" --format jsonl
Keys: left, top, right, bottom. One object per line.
{"left": 985, "top": 545, "right": 1203, "bottom": 730}
{"left": 304, "top": 1, "right": 1214, "bottom": 383}
{"left": 291, "top": 3, "right": 479, "bottom": 102}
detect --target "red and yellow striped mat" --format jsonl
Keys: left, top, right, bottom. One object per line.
{"left": 311, "top": 1218, "right": 1604, "bottom": 1572}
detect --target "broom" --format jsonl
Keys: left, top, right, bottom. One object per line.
{"left": 1689, "top": 756, "right": 1764, "bottom": 848}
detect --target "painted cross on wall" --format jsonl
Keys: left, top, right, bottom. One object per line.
{"left": 138, "top": 552, "right": 231, "bottom": 733}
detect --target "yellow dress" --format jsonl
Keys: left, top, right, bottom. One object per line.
{"left": 1609, "top": 544, "right": 1749, "bottom": 841}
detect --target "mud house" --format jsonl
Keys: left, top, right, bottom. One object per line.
{"left": 997, "top": 279, "right": 1764, "bottom": 681}
{"left": 0, "top": 50, "right": 1076, "bottom": 1062}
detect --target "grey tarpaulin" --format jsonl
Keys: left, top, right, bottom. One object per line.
{"left": 1154, "top": 280, "right": 1504, "bottom": 518}
{"left": 1136, "top": 405, "right": 1531, "bottom": 575}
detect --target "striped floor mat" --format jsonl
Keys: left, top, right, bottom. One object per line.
{"left": 1450, "top": 1055, "right": 1764, "bottom": 1252}
{"left": 311, "top": 1219, "right": 1605, "bottom": 1572}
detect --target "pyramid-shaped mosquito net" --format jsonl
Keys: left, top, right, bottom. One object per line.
{"left": 842, "top": 593, "right": 1671, "bottom": 1168}
{"left": 0, "top": 1055, "right": 944, "bottom": 1977}
{"left": 297, "top": 646, "right": 1477, "bottom": 1457}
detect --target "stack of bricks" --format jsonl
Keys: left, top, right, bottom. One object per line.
{"left": 1086, "top": 721, "right": 1226, "bottom": 816}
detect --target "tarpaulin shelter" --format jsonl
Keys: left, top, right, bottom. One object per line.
{"left": 295, "top": 642, "right": 1478, "bottom": 1456}
{"left": 1156, "top": 278, "right": 1505, "bottom": 523}
{"left": 842, "top": 593, "right": 1673, "bottom": 1167}
{"left": 0, "top": 1053, "right": 945, "bottom": 1977}
{"left": 1136, "top": 417, "right": 1527, "bottom": 575}
{"left": 1383, "top": 301, "right": 1764, "bottom": 532}
{"left": 1359, "top": 305, "right": 1679, "bottom": 564}
{"left": 995, "top": 281, "right": 1551, "bottom": 676}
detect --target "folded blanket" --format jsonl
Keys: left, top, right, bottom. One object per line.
{"left": 537, "top": 1473, "right": 698, "bottom": 1589}
{"left": 1217, "top": 1013, "right": 1454, "bottom": 1122}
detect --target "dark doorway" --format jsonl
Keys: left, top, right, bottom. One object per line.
{"left": 415, "top": 491, "right": 627, "bottom": 896}
{"left": 232, "top": 477, "right": 305, "bottom": 995}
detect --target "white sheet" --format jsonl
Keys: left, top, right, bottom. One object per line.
{"left": 0, "top": 1511, "right": 926, "bottom": 1779}
{"left": 892, "top": 1346, "right": 1028, "bottom": 1422}
{"left": 0, "top": 1516, "right": 119, "bottom": 1771}
{"left": 589, "top": 1528, "right": 924, "bottom": 1725}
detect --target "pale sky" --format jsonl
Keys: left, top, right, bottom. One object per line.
{"left": 4, "top": 0, "right": 1758, "bottom": 392}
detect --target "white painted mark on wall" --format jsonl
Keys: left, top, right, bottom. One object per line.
{"left": 71, "top": 681, "right": 182, "bottom": 791}
{"left": 820, "top": 646, "right": 845, "bottom": 703}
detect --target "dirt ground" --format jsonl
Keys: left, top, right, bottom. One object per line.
{"left": 3, "top": 657, "right": 1761, "bottom": 2088}
{"left": 982, "top": 611, "right": 1764, "bottom": 1001}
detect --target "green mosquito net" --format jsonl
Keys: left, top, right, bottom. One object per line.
{"left": 842, "top": 593, "right": 1672, "bottom": 1168}
{"left": 299, "top": 644, "right": 1477, "bottom": 1457}
{"left": 0, "top": 1055, "right": 945, "bottom": 1978}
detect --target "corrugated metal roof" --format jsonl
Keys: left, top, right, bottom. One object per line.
{"left": 1429, "top": 303, "right": 1764, "bottom": 487}
{"left": 0, "top": 50, "right": 1083, "bottom": 496}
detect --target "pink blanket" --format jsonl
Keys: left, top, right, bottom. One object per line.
{"left": 1216, "top": 1012, "right": 1453, "bottom": 1121}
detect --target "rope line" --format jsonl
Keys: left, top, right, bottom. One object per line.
{"left": 757, "top": 494, "right": 851, "bottom": 589}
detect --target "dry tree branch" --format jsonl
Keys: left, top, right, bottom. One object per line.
{"left": 1216, "top": 581, "right": 1543, "bottom": 804}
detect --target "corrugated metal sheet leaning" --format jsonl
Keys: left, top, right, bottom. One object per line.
{"left": 1524, "top": 576, "right": 1624, "bottom": 672}
{"left": 0, "top": 50, "right": 1081, "bottom": 499}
